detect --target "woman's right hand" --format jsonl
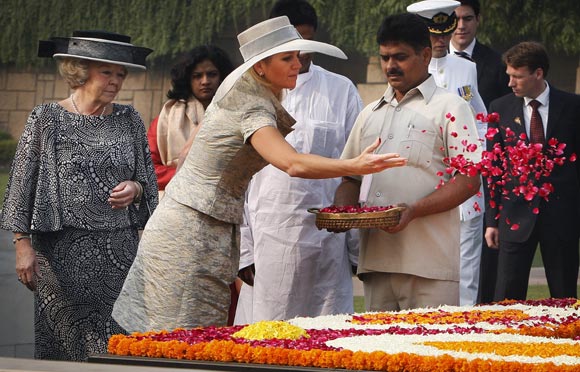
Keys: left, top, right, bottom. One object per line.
{"left": 353, "top": 138, "right": 407, "bottom": 175}
{"left": 15, "top": 240, "right": 40, "bottom": 291}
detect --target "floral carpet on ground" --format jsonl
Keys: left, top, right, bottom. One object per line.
{"left": 109, "top": 298, "right": 580, "bottom": 371}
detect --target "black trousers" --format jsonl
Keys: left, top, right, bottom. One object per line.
{"left": 476, "top": 232, "right": 498, "bottom": 304}
{"left": 493, "top": 220, "right": 579, "bottom": 301}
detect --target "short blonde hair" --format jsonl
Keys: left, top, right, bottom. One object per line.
{"left": 250, "top": 59, "right": 282, "bottom": 101}
{"left": 57, "top": 57, "right": 89, "bottom": 89}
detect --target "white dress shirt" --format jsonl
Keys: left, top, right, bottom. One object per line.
{"left": 450, "top": 37, "right": 477, "bottom": 58}
{"left": 523, "top": 82, "right": 550, "bottom": 139}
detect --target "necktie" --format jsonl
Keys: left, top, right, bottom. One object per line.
{"left": 454, "top": 51, "right": 473, "bottom": 62}
{"left": 529, "top": 100, "right": 545, "bottom": 144}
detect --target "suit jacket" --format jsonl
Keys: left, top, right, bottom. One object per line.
{"left": 485, "top": 86, "right": 580, "bottom": 243}
{"left": 472, "top": 41, "right": 511, "bottom": 109}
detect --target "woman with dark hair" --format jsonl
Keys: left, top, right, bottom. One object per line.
{"left": 147, "top": 45, "right": 234, "bottom": 193}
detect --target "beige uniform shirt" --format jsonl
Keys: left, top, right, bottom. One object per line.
{"left": 341, "top": 76, "right": 481, "bottom": 281}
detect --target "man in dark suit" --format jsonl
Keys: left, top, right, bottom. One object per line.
{"left": 485, "top": 41, "right": 580, "bottom": 301}
{"left": 451, "top": 0, "right": 510, "bottom": 109}
{"left": 451, "top": 0, "right": 511, "bottom": 304}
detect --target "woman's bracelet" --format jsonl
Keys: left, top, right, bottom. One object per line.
{"left": 13, "top": 235, "right": 31, "bottom": 244}
{"left": 133, "top": 181, "right": 143, "bottom": 204}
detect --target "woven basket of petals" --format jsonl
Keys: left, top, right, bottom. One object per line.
{"left": 308, "top": 205, "right": 404, "bottom": 230}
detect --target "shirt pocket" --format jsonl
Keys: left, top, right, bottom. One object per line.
{"left": 397, "top": 127, "right": 437, "bottom": 170}
{"left": 308, "top": 120, "right": 342, "bottom": 157}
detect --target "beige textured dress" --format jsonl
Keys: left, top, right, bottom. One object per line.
{"left": 113, "top": 72, "right": 295, "bottom": 333}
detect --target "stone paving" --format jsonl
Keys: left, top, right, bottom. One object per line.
{"left": 0, "top": 229, "right": 34, "bottom": 358}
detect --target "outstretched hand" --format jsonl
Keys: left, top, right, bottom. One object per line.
{"left": 355, "top": 138, "right": 407, "bottom": 175}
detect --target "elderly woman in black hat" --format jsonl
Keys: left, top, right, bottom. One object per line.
{"left": 113, "top": 16, "right": 406, "bottom": 334}
{"left": 0, "top": 31, "right": 158, "bottom": 361}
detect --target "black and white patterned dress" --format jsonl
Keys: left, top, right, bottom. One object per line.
{"left": 0, "top": 103, "right": 158, "bottom": 361}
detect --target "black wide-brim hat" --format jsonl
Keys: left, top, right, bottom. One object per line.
{"left": 38, "top": 30, "right": 153, "bottom": 70}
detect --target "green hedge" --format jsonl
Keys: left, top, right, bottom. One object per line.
{"left": 2, "top": 0, "right": 579, "bottom": 67}
{"left": 0, "top": 140, "right": 17, "bottom": 168}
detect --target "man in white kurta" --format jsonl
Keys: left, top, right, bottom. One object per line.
{"left": 235, "top": 62, "right": 363, "bottom": 323}
{"left": 409, "top": 0, "right": 487, "bottom": 306}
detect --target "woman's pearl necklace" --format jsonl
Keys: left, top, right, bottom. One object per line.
{"left": 70, "top": 94, "right": 107, "bottom": 118}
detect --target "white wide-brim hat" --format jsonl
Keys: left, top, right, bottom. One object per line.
{"left": 38, "top": 30, "right": 153, "bottom": 70}
{"left": 214, "top": 16, "right": 347, "bottom": 101}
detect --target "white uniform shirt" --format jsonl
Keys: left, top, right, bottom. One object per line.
{"left": 429, "top": 54, "right": 487, "bottom": 221}
{"left": 237, "top": 64, "right": 363, "bottom": 323}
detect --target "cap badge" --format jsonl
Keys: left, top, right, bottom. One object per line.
{"left": 433, "top": 13, "right": 449, "bottom": 24}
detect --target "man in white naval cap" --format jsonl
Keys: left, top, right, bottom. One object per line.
{"left": 408, "top": 0, "right": 487, "bottom": 306}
